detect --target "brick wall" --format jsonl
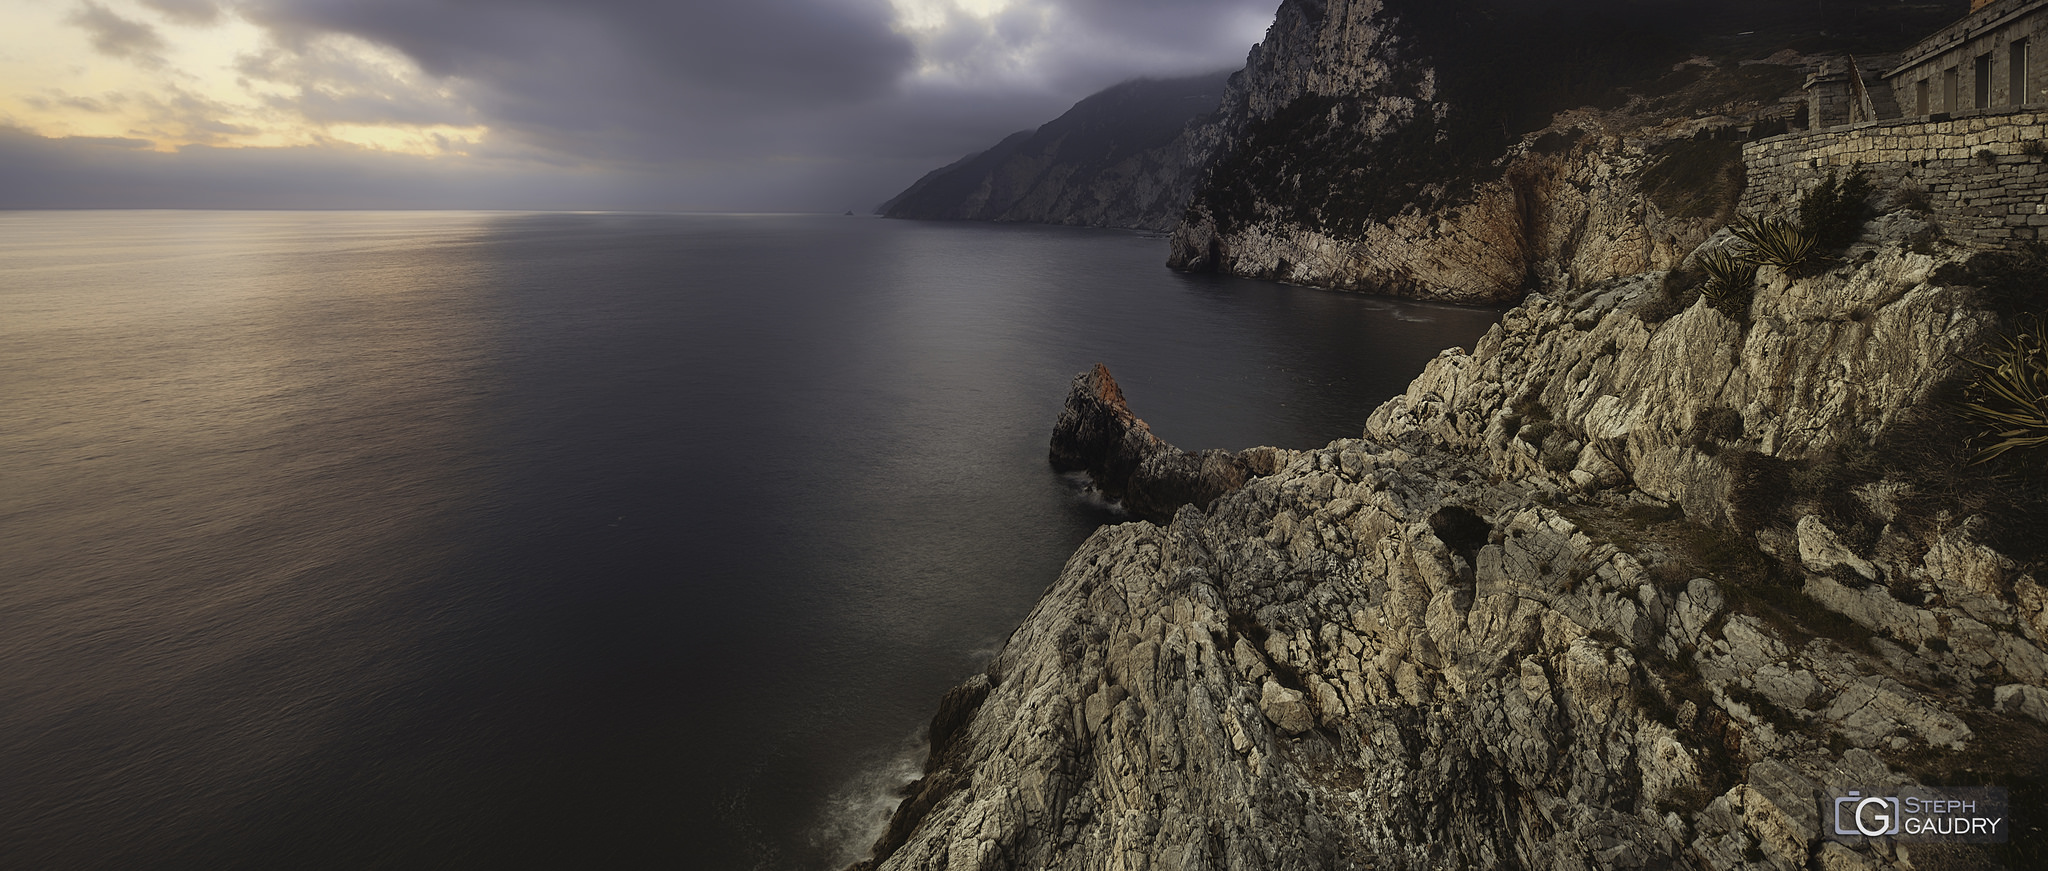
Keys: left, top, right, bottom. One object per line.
{"left": 1740, "top": 110, "right": 2048, "bottom": 245}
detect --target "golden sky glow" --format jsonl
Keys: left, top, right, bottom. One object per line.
{"left": 0, "top": 0, "right": 487, "bottom": 154}
{"left": 0, "top": 0, "right": 1277, "bottom": 210}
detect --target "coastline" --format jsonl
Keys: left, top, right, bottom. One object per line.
{"left": 851, "top": 220, "right": 2048, "bottom": 869}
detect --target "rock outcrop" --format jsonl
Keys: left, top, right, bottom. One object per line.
{"left": 852, "top": 213, "right": 2048, "bottom": 869}
{"left": 1048, "top": 364, "right": 1270, "bottom": 524}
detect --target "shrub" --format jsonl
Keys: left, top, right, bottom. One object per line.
{"left": 1687, "top": 405, "right": 1746, "bottom": 454}
{"left": 1872, "top": 369, "right": 2048, "bottom": 571}
{"left": 1637, "top": 267, "right": 1702, "bottom": 324}
{"left": 1697, "top": 248, "right": 1758, "bottom": 320}
{"left": 1797, "top": 166, "right": 1874, "bottom": 253}
{"left": 1724, "top": 449, "right": 1796, "bottom": 532}
{"left": 1939, "top": 244, "right": 2048, "bottom": 321}
{"left": 1956, "top": 317, "right": 2048, "bottom": 463}
{"left": 1729, "top": 215, "right": 1816, "bottom": 273}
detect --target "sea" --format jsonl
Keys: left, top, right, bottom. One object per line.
{"left": 0, "top": 211, "right": 1501, "bottom": 870}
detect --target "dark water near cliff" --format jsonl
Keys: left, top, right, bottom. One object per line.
{"left": 0, "top": 211, "right": 1499, "bottom": 870}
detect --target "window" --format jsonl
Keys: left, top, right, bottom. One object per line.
{"left": 2014, "top": 39, "right": 2031, "bottom": 106}
{"left": 1947, "top": 66, "right": 1961, "bottom": 112}
{"left": 1918, "top": 78, "right": 1931, "bottom": 115}
{"left": 1977, "top": 53, "right": 1992, "bottom": 108}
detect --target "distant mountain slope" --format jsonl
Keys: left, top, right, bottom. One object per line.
{"left": 878, "top": 71, "right": 1233, "bottom": 231}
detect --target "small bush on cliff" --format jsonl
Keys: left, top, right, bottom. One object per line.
{"left": 1956, "top": 317, "right": 2048, "bottom": 463}
{"left": 1636, "top": 267, "right": 1702, "bottom": 324}
{"left": 1939, "top": 243, "right": 2048, "bottom": 321}
{"left": 1696, "top": 248, "right": 1758, "bottom": 321}
{"left": 1724, "top": 449, "right": 1796, "bottom": 533}
{"left": 1686, "top": 405, "right": 1745, "bottom": 455}
{"left": 1797, "top": 166, "right": 1874, "bottom": 254}
{"left": 1729, "top": 215, "right": 1817, "bottom": 274}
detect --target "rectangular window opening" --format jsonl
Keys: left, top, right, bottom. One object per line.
{"left": 2014, "top": 39, "right": 2031, "bottom": 106}
{"left": 1977, "top": 53, "right": 1993, "bottom": 109}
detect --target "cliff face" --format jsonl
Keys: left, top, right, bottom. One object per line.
{"left": 883, "top": 0, "right": 1959, "bottom": 303}
{"left": 877, "top": 73, "right": 1232, "bottom": 231}
{"left": 1162, "top": 0, "right": 1810, "bottom": 304}
{"left": 853, "top": 215, "right": 2048, "bottom": 869}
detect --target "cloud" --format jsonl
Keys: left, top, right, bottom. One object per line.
{"left": 900, "top": 0, "right": 1274, "bottom": 91}
{"left": 232, "top": 0, "right": 1269, "bottom": 167}
{"left": 67, "top": 1, "right": 168, "bottom": 67}
{"left": 138, "top": 0, "right": 221, "bottom": 26}
{"left": 24, "top": 0, "right": 1279, "bottom": 209}
{"left": 0, "top": 122, "right": 943, "bottom": 211}
{"left": 235, "top": 40, "right": 476, "bottom": 129}
{"left": 62, "top": 134, "right": 153, "bottom": 148}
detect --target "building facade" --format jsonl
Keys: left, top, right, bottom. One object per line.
{"left": 1886, "top": 0, "right": 2048, "bottom": 117}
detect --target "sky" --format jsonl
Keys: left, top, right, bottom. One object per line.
{"left": 0, "top": 0, "right": 1276, "bottom": 210}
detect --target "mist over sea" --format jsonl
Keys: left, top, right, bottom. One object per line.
{"left": 0, "top": 211, "right": 1499, "bottom": 869}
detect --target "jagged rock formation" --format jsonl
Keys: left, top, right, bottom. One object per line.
{"left": 852, "top": 212, "right": 2048, "bottom": 869}
{"left": 877, "top": 73, "right": 1232, "bottom": 231}
{"left": 1048, "top": 364, "right": 1275, "bottom": 524}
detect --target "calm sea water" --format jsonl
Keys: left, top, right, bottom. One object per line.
{"left": 0, "top": 211, "right": 1499, "bottom": 870}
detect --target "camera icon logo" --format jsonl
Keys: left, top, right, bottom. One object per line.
{"left": 1834, "top": 791, "right": 1903, "bottom": 837}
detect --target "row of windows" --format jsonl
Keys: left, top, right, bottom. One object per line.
{"left": 1912, "top": 37, "right": 2033, "bottom": 114}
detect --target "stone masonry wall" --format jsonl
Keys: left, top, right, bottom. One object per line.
{"left": 1741, "top": 109, "right": 2048, "bottom": 245}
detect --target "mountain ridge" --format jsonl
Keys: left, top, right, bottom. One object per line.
{"left": 877, "top": 71, "right": 1233, "bottom": 230}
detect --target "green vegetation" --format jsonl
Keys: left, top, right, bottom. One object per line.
{"left": 1955, "top": 317, "right": 2048, "bottom": 463}
{"left": 1728, "top": 215, "right": 1817, "bottom": 273}
{"left": 1195, "top": 94, "right": 1460, "bottom": 238}
{"left": 1796, "top": 166, "right": 1875, "bottom": 254}
{"left": 1696, "top": 248, "right": 1758, "bottom": 321}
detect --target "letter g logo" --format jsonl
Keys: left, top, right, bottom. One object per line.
{"left": 1856, "top": 796, "right": 1900, "bottom": 836}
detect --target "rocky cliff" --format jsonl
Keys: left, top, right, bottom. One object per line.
{"left": 851, "top": 208, "right": 2048, "bottom": 868}
{"left": 877, "top": 73, "right": 1232, "bottom": 231}
{"left": 1161, "top": 0, "right": 1960, "bottom": 303}
{"left": 1164, "top": 0, "right": 1806, "bottom": 303}
{"left": 885, "top": 0, "right": 1961, "bottom": 303}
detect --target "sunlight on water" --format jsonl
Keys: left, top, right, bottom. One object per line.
{"left": 0, "top": 211, "right": 1498, "bottom": 869}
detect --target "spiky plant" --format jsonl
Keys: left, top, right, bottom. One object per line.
{"left": 1697, "top": 247, "right": 1758, "bottom": 320}
{"left": 1729, "top": 215, "right": 1816, "bottom": 272}
{"left": 1957, "top": 318, "right": 2048, "bottom": 463}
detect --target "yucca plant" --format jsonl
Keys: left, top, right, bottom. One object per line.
{"left": 1696, "top": 247, "right": 1758, "bottom": 320}
{"left": 1729, "top": 215, "right": 1817, "bottom": 272}
{"left": 1957, "top": 318, "right": 2048, "bottom": 463}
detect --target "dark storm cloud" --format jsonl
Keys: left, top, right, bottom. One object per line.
{"left": 293, "top": 1, "right": 1257, "bottom": 171}
{"left": 915, "top": 0, "right": 1277, "bottom": 90}
{"left": 243, "top": 0, "right": 918, "bottom": 104}
{"left": 67, "top": 1, "right": 168, "bottom": 67}
{"left": 35, "top": 0, "right": 1277, "bottom": 209}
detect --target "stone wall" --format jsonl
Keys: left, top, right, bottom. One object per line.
{"left": 1886, "top": 0, "right": 2048, "bottom": 115}
{"left": 1741, "top": 109, "right": 2048, "bottom": 245}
